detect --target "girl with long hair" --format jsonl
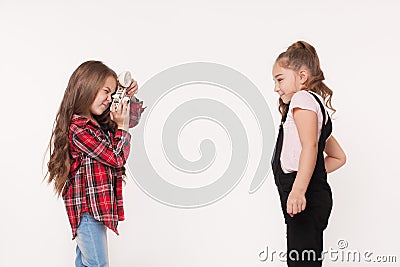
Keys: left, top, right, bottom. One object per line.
{"left": 271, "top": 41, "right": 346, "bottom": 266}
{"left": 46, "top": 60, "right": 144, "bottom": 266}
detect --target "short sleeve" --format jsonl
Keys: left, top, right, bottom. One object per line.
{"left": 289, "top": 90, "right": 319, "bottom": 116}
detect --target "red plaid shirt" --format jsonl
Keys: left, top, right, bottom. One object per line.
{"left": 63, "top": 100, "right": 144, "bottom": 239}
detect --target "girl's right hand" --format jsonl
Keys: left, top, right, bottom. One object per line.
{"left": 110, "top": 97, "right": 130, "bottom": 131}
{"left": 286, "top": 189, "right": 306, "bottom": 217}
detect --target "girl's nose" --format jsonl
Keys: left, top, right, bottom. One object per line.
{"left": 274, "top": 84, "right": 280, "bottom": 93}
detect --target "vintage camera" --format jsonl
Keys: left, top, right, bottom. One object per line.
{"left": 110, "top": 70, "right": 132, "bottom": 111}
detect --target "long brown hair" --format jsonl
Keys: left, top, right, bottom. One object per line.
{"left": 46, "top": 60, "right": 117, "bottom": 196}
{"left": 275, "top": 41, "right": 336, "bottom": 116}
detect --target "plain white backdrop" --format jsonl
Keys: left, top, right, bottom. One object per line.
{"left": 0, "top": 0, "right": 399, "bottom": 266}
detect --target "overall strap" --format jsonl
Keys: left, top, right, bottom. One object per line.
{"left": 308, "top": 91, "right": 327, "bottom": 131}
{"left": 307, "top": 91, "right": 331, "bottom": 176}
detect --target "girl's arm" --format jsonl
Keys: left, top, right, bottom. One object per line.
{"left": 72, "top": 126, "right": 131, "bottom": 168}
{"left": 72, "top": 100, "right": 132, "bottom": 168}
{"left": 324, "top": 135, "right": 346, "bottom": 173}
{"left": 288, "top": 108, "right": 319, "bottom": 217}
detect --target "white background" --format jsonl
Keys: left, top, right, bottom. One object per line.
{"left": 1, "top": 0, "right": 399, "bottom": 266}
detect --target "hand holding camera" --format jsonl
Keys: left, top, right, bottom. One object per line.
{"left": 111, "top": 71, "right": 132, "bottom": 111}
{"left": 110, "top": 71, "right": 133, "bottom": 130}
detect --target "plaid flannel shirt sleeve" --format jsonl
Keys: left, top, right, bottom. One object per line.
{"left": 129, "top": 97, "right": 146, "bottom": 128}
{"left": 71, "top": 126, "right": 131, "bottom": 168}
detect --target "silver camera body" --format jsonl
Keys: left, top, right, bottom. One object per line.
{"left": 111, "top": 71, "right": 132, "bottom": 111}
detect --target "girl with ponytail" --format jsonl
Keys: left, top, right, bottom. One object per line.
{"left": 271, "top": 41, "right": 346, "bottom": 266}
{"left": 46, "top": 60, "right": 144, "bottom": 266}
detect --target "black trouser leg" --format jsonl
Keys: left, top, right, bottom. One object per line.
{"left": 277, "top": 174, "right": 332, "bottom": 267}
{"left": 286, "top": 210, "right": 323, "bottom": 267}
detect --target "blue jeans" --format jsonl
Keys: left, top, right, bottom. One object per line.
{"left": 75, "top": 213, "right": 109, "bottom": 267}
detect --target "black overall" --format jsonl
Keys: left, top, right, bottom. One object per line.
{"left": 271, "top": 92, "right": 333, "bottom": 267}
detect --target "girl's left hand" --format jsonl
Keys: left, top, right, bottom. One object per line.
{"left": 286, "top": 190, "right": 306, "bottom": 217}
{"left": 125, "top": 79, "right": 139, "bottom": 100}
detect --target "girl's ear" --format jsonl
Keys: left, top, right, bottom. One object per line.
{"left": 298, "top": 69, "right": 309, "bottom": 85}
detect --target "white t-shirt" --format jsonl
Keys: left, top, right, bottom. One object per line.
{"left": 281, "top": 90, "right": 329, "bottom": 173}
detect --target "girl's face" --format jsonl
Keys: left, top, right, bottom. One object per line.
{"left": 89, "top": 76, "right": 117, "bottom": 116}
{"left": 272, "top": 63, "right": 304, "bottom": 104}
